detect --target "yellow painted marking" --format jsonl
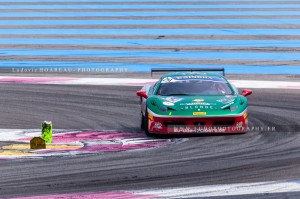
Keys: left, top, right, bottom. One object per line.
{"left": 193, "top": 112, "right": 207, "bottom": 116}
{"left": 2, "top": 144, "right": 81, "bottom": 150}
{"left": 0, "top": 143, "right": 82, "bottom": 157}
{"left": 0, "top": 150, "right": 31, "bottom": 156}
{"left": 47, "top": 144, "right": 81, "bottom": 149}
{"left": 2, "top": 144, "right": 30, "bottom": 150}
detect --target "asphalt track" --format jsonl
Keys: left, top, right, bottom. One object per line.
{"left": 0, "top": 82, "right": 300, "bottom": 198}
{"left": 0, "top": 0, "right": 299, "bottom": 198}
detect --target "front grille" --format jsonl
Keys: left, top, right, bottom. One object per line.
{"left": 163, "top": 121, "right": 185, "bottom": 127}
{"left": 193, "top": 121, "right": 206, "bottom": 126}
{"left": 212, "top": 120, "right": 235, "bottom": 127}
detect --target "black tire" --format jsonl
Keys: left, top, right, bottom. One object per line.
{"left": 140, "top": 112, "right": 145, "bottom": 130}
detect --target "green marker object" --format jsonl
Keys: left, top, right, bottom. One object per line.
{"left": 42, "top": 121, "right": 52, "bottom": 143}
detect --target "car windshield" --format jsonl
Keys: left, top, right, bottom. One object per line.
{"left": 156, "top": 76, "right": 233, "bottom": 96}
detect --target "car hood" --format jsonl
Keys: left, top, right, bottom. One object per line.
{"left": 147, "top": 95, "right": 247, "bottom": 116}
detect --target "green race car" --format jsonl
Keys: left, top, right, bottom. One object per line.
{"left": 136, "top": 68, "right": 252, "bottom": 136}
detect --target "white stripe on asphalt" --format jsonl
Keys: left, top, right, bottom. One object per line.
{"left": 0, "top": 76, "right": 299, "bottom": 89}
{"left": 133, "top": 181, "right": 300, "bottom": 198}
{"left": 0, "top": 129, "right": 29, "bottom": 141}
{"left": 45, "top": 77, "right": 300, "bottom": 89}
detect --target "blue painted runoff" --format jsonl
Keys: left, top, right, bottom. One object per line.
{"left": 0, "top": 11, "right": 300, "bottom": 17}
{"left": 2, "top": 19, "right": 300, "bottom": 25}
{"left": 0, "top": 0, "right": 299, "bottom": 2}
{"left": 1, "top": 4, "right": 300, "bottom": 9}
{"left": 1, "top": 29, "right": 300, "bottom": 35}
{"left": 1, "top": 38, "right": 300, "bottom": 47}
{"left": 1, "top": 49, "right": 300, "bottom": 61}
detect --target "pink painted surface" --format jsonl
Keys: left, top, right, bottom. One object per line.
{"left": 81, "top": 141, "right": 166, "bottom": 152}
{"left": 0, "top": 77, "right": 77, "bottom": 83}
{"left": 19, "top": 131, "right": 169, "bottom": 155}
{"left": 285, "top": 86, "right": 300, "bottom": 89}
{"left": 52, "top": 131, "right": 136, "bottom": 143}
{"left": 10, "top": 191, "right": 157, "bottom": 199}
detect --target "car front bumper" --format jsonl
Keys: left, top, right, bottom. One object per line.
{"left": 147, "top": 110, "right": 248, "bottom": 134}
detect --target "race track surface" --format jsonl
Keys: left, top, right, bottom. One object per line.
{"left": 0, "top": 83, "right": 299, "bottom": 198}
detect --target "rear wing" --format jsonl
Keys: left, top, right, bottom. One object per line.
{"left": 151, "top": 68, "right": 225, "bottom": 77}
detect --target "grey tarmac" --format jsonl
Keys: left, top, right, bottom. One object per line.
{"left": 1, "top": 15, "right": 300, "bottom": 20}
{"left": 2, "top": 35, "right": 300, "bottom": 41}
{"left": 0, "top": 44, "right": 299, "bottom": 53}
{"left": 0, "top": 82, "right": 299, "bottom": 198}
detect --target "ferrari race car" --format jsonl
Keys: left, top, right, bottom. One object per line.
{"left": 136, "top": 68, "right": 252, "bottom": 136}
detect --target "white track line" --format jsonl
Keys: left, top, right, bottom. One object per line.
{"left": 43, "top": 77, "right": 300, "bottom": 89}
{"left": 0, "top": 76, "right": 300, "bottom": 89}
{"left": 133, "top": 181, "right": 300, "bottom": 198}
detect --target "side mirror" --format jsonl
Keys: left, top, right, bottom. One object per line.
{"left": 242, "top": 89, "right": 252, "bottom": 97}
{"left": 136, "top": 90, "right": 148, "bottom": 99}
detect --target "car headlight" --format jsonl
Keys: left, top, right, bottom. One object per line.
{"left": 157, "top": 105, "right": 168, "bottom": 112}
{"left": 230, "top": 106, "right": 238, "bottom": 112}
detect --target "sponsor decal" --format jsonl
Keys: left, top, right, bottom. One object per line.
{"left": 154, "top": 122, "right": 163, "bottom": 129}
{"left": 161, "top": 77, "right": 173, "bottom": 83}
{"left": 161, "top": 76, "right": 222, "bottom": 83}
{"left": 163, "top": 102, "right": 174, "bottom": 106}
{"left": 174, "top": 76, "right": 213, "bottom": 80}
{"left": 235, "top": 122, "right": 243, "bottom": 128}
{"left": 217, "top": 97, "right": 236, "bottom": 104}
{"left": 193, "top": 112, "right": 207, "bottom": 116}
{"left": 193, "top": 99, "right": 204, "bottom": 103}
{"left": 171, "top": 125, "right": 247, "bottom": 134}
{"left": 173, "top": 126, "right": 226, "bottom": 133}
{"left": 181, "top": 102, "right": 212, "bottom": 106}
{"left": 182, "top": 105, "right": 215, "bottom": 110}
{"left": 164, "top": 97, "right": 183, "bottom": 103}
{"left": 221, "top": 102, "right": 235, "bottom": 110}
